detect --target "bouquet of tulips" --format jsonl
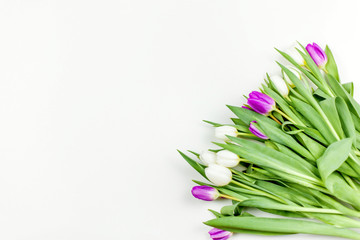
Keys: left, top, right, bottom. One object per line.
{"left": 179, "top": 42, "right": 360, "bottom": 239}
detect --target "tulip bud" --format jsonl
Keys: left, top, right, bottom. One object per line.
{"left": 249, "top": 121, "right": 268, "bottom": 139}
{"left": 199, "top": 150, "right": 216, "bottom": 166}
{"left": 269, "top": 75, "right": 289, "bottom": 97}
{"left": 282, "top": 66, "right": 301, "bottom": 88}
{"left": 247, "top": 91, "right": 276, "bottom": 115}
{"left": 209, "top": 228, "right": 233, "bottom": 240}
{"left": 205, "top": 164, "right": 232, "bottom": 186}
{"left": 191, "top": 185, "right": 219, "bottom": 201}
{"left": 306, "top": 42, "right": 327, "bottom": 68}
{"left": 286, "top": 44, "right": 304, "bottom": 66}
{"left": 216, "top": 150, "right": 240, "bottom": 167}
{"left": 215, "top": 126, "right": 238, "bottom": 141}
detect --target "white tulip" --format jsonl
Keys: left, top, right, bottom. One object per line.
{"left": 199, "top": 150, "right": 216, "bottom": 166}
{"left": 205, "top": 164, "right": 232, "bottom": 186}
{"left": 270, "top": 75, "right": 289, "bottom": 97}
{"left": 286, "top": 44, "right": 304, "bottom": 66}
{"left": 215, "top": 126, "right": 238, "bottom": 141}
{"left": 282, "top": 66, "right": 301, "bottom": 88}
{"left": 216, "top": 150, "right": 240, "bottom": 167}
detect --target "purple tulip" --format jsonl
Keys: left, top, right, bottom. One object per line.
{"left": 249, "top": 121, "right": 268, "bottom": 139}
{"left": 247, "top": 91, "right": 276, "bottom": 115}
{"left": 209, "top": 228, "right": 233, "bottom": 240}
{"left": 306, "top": 43, "right": 327, "bottom": 67}
{"left": 191, "top": 186, "right": 219, "bottom": 201}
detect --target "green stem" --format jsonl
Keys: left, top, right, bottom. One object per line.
{"left": 219, "top": 194, "right": 242, "bottom": 202}
{"left": 236, "top": 133, "right": 255, "bottom": 137}
{"left": 274, "top": 108, "right": 297, "bottom": 124}
{"left": 231, "top": 180, "right": 287, "bottom": 204}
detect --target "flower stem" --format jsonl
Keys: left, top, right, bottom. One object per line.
{"left": 269, "top": 112, "right": 281, "bottom": 125}
{"left": 230, "top": 180, "right": 287, "bottom": 204}
{"left": 219, "top": 194, "right": 242, "bottom": 202}
{"left": 236, "top": 133, "right": 255, "bottom": 137}
{"left": 274, "top": 108, "right": 296, "bottom": 124}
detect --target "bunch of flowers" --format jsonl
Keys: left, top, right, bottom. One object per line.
{"left": 179, "top": 42, "right": 360, "bottom": 239}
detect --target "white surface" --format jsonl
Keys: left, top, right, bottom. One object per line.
{"left": 0, "top": 0, "right": 359, "bottom": 239}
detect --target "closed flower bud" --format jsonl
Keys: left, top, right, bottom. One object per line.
{"left": 209, "top": 228, "right": 233, "bottom": 240}
{"left": 247, "top": 91, "right": 276, "bottom": 115}
{"left": 215, "top": 126, "right": 238, "bottom": 141}
{"left": 191, "top": 185, "right": 219, "bottom": 201}
{"left": 286, "top": 44, "right": 304, "bottom": 66}
{"left": 199, "top": 150, "right": 216, "bottom": 166}
{"left": 216, "top": 150, "right": 240, "bottom": 167}
{"left": 269, "top": 75, "right": 289, "bottom": 97}
{"left": 205, "top": 164, "right": 232, "bottom": 186}
{"left": 249, "top": 121, "right": 268, "bottom": 139}
{"left": 306, "top": 42, "right": 327, "bottom": 68}
{"left": 282, "top": 66, "right": 301, "bottom": 88}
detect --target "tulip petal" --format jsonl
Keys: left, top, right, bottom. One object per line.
{"left": 191, "top": 186, "right": 219, "bottom": 201}
{"left": 249, "top": 91, "right": 275, "bottom": 105}
{"left": 209, "top": 228, "right": 232, "bottom": 239}
{"left": 248, "top": 99, "right": 273, "bottom": 115}
{"left": 249, "top": 121, "right": 268, "bottom": 139}
{"left": 306, "top": 43, "right": 327, "bottom": 67}
{"left": 247, "top": 91, "right": 275, "bottom": 115}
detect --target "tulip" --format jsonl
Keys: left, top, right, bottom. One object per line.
{"left": 282, "top": 66, "right": 301, "bottom": 88}
{"left": 191, "top": 185, "right": 220, "bottom": 201}
{"left": 216, "top": 150, "right": 240, "bottom": 167}
{"left": 209, "top": 228, "right": 233, "bottom": 240}
{"left": 306, "top": 43, "right": 327, "bottom": 68}
{"left": 269, "top": 75, "right": 289, "bottom": 97}
{"left": 215, "top": 126, "right": 238, "bottom": 141}
{"left": 247, "top": 91, "right": 276, "bottom": 115}
{"left": 286, "top": 44, "right": 304, "bottom": 66}
{"left": 199, "top": 150, "right": 216, "bottom": 166}
{"left": 249, "top": 121, "right": 268, "bottom": 139}
{"left": 205, "top": 164, "right": 232, "bottom": 186}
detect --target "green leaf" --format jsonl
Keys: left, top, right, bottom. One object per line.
{"left": 324, "top": 173, "right": 360, "bottom": 209}
{"left": 275, "top": 48, "right": 322, "bottom": 91}
{"left": 208, "top": 209, "right": 222, "bottom": 218}
{"left": 238, "top": 198, "right": 340, "bottom": 214}
{"left": 221, "top": 205, "right": 237, "bottom": 216}
{"left": 294, "top": 131, "right": 325, "bottom": 159}
{"left": 351, "top": 113, "right": 360, "bottom": 132}
{"left": 296, "top": 47, "right": 326, "bottom": 87}
{"left": 220, "top": 137, "right": 320, "bottom": 184}
{"left": 204, "top": 216, "right": 360, "bottom": 239}
{"left": 292, "top": 124, "right": 328, "bottom": 145}
{"left": 262, "top": 86, "right": 304, "bottom": 125}
{"left": 327, "top": 74, "right": 360, "bottom": 118}
{"left": 203, "top": 120, "right": 250, "bottom": 133}
{"left": 290, "top": 96, "right": 337, "bottom": 143}
{"left": 319, "top": 97, "right": 345, "bottom": 139}
{"left": 325, "top": 45, "right": 340, "bottom": 82}
{"left": 336, "top": 97, "right": 356, "bottom": 144}
{"left": 177, "top": 150, "right": 207, "bottom": 180}
{"left": 226, "top": 105, "right": 278, "bottom": 127}
{"left": 342, "top": 82, "right": 354, "bottom": 96}
{"left": 317, "top": 138, "right": 352, "bottom": 181}
{"left": 256, "top": 118, "right": 315, "bottom": 161}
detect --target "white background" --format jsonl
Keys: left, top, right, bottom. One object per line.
{"left": 0, "top": 0, "right": 359, "bottom": 239}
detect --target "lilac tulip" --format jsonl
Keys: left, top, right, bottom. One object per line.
{"left": 247, "top": 91, "right": 276, "bottom": 115}
{"left": 249, "top": 121, "right": 268, "bottom": 139}
{"left": 209, "top": 228, "right": 233, "bottom": 240}
{"left": 306, "top": 43, "right": 327, "bottom": 67}
{"left": 191, "top": 185, "right": 220, "bottom": 201}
